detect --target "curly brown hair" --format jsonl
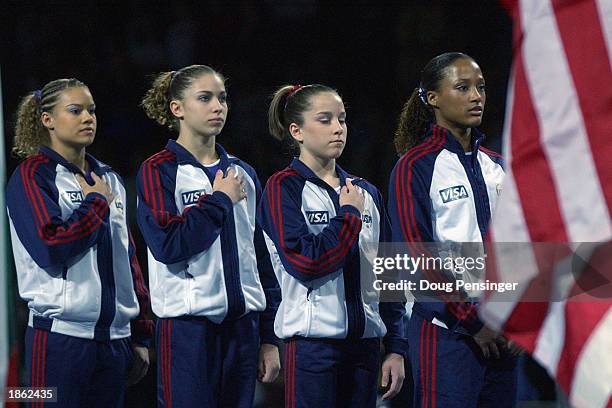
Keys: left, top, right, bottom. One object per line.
{"left": 13, "top": 78, "right": 87, "bottom": 158}
{"left": 141, "top": 65, "right": 225, "bottom": 131}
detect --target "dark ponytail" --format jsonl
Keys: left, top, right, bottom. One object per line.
{"left": 394, "top": 88, "right": 434, "bottom": 155}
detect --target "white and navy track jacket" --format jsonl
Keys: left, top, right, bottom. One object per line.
{"left": 136, "top": 140, "right": 279, "bottom": 344}
{"left": 388, "top": 124, "right": 504, "bottom": 335}
{"left": 7, "top": 147, "right": 153, "bottom": 343}
{"left": 259, "top": 159, "right": 406, "bottom": 356}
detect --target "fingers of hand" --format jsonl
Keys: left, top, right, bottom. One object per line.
{"left": 381, "top": 366, "right": 390, "bottom": 388}
{"left": 382, "top": 375, "right": 401, "bottom": 400}
{"left": 270, "top": 364, "right": 280, "bottom": 382}
{"left": 76, "top": 175, "right": 88, "bottom": 190}
{"left": 480, "top": 343, "right": 490, "bottom": 359}
{"left": 507, "top": 340, "right": 522, "bottom": 356}
{"left": 257, "top": 361, "right": 266, "bottom": 381}
{"left": 261, "top": 369, "right": 272, "bottom": 383}
{"left": 490, "top": 342, "right": 500, "bottom": 359}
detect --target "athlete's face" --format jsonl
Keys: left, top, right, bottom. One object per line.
{"left": 290, "top": 92, "right": 347, "bottom": 162}
{"left": 42, "top": 87, "right": 97, "bottom": 150}
{"left": 428, "top": 58, "right": 486, "bottom": 130}
{"left": 172, "top": 73, "right": 227, "bottom": 137}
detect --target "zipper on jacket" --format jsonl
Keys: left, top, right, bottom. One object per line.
{"left": 186, "top": 271, "right": 193, "bottom": 314}
{"left": 462, "top": 156, "right": 490, "bottom": 240}
{"left": 305, "top": 287, "right": 313, "bottom": 336}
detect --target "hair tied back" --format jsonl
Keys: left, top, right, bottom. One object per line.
{"left": 417, "top": 84, "right": 428, "bottom": 106}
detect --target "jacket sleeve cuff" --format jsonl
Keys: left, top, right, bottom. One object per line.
{"left": 259, "top": 316, "right": 280, "bottom": 347}
{"left": 383, "top": 337, "right": 409, "bottom": 360}
{"left": 85, "top": 192, "right": 110, "bottom": 219}
{"left": 204, "top": 191, "right": 234, "bottom": 213}
{"left": 446, "top": 303, "right": 484, "bottom": 336}
{"left": 338, "top": 204, "right": 361, "bottom": 218}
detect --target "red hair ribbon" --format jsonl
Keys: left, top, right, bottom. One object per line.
{"left": 288, "top": 84, "right": 303, "bottom": 97}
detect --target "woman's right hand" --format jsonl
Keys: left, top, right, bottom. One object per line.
{"left": 339, "top": 179, "right": 364, "bottom": 214}
{"left": 212, "top": 168, "right": 246, "bottom": 204}
{"left": 76, "top": 173, "right": 115, "bottom": 203}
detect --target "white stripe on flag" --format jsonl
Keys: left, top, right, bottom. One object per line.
{"left": 533, "top": 301, "right": 566, "bottom": 378}
{"left": 596, "top": 0, "right": 612, "bottom": 68}
{"left": 569, "top": 307, "right": 612, "bottom": 407}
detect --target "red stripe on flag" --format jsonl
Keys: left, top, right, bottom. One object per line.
{"left": 552, "top": 0, "right": 612, "bottom": 213}
{"left": 510, "top": 51, "right": 568, "bottom": 243}
{"left": 556, "top": 301, "right": 610, "bottom": 392}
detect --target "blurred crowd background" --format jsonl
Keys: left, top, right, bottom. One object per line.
{"left": 2, "top": 1, "right": 513, "bottom": 406}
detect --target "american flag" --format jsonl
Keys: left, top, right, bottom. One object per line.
{"left": 481, "top": 1, "right": 612, "bottom": 407}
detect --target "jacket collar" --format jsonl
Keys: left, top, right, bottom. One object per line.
{"left": 38, "top": 146, "right": 111, "bottom": 176}
{"left": 289, "top": 158, "right": 356, "bottom": 190}
{"left": 429, "top": 123, "right": 486, "bottom": 156}
{"left": 165, "top": 139, "right": 238, "bottom": 172}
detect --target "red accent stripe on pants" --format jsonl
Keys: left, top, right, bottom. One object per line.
{"left": 31, "top": 330, "right": 48, "bottom": 408}
{"left": 162, "top": 320, "right": 172, "bottom": 408}
{"left": 284, "top": 340, "right": 296, "bottom": 408}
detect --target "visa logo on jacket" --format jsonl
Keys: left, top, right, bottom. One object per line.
{"left": 65, "top": 191, "right": 84, "bottom": 203}
{"left": 306, "top": 211, "right": 329, "bottom": 225}
{"left": 181, "top": 189, "right": 208, "bottom": 205}
{"left": 439, "top": 185, "right": 469, "bottom": 203}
